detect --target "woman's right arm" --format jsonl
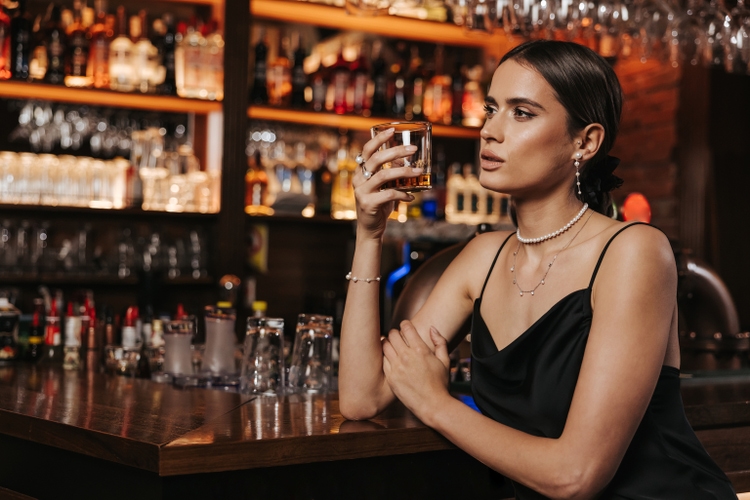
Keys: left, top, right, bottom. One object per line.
{"left": 338, "top": 128, "right": 421, "bottom": 419}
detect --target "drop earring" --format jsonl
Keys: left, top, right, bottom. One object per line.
{"left": 574, "top": 152, "right": 582, "bottom": 196}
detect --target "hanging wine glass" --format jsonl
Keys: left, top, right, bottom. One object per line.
{"left": 729, "top": 0, "right": 750, "bottom": 73}
{"left": 594, "top": 0, "right": 627, "bottom": 61}
{"left": 696, "top": 0, "right": 733, "bottom": 67}
{"left": 634, "top": 0, "right": 674, "bottom": 62}
{"left": 529, "top": 0, "right": 557, "bottom": 38}
{"left": 667, "top": 0, "right": 709, "bottom": 67}
{"left": 445, "top": 0, "right": 470, "bottom": 25}
{"left": 495, "top": 0, "right": 522, "bottom": 35}
{"left": 466, "top": 0, "right": 495, "bottom": 33}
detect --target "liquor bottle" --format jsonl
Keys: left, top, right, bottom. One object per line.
{"left": 330, "top": 135, "right": 357, "bottom": 220}
{"left": 158, "top": 13, "right": 176, "bottom": 95}
{"left": 462, "top": 64, "right": 486, "bottom": 127}
{"left": 83, "top": 305, "right": 102, "bottom": 373}
{"left": 9, "top": 0, "right": 32, "bottom": 81}
{"left": 0, "top": 5, "right": 9, "bottom": 80}
{"left": 290, "top": 32, "right": 307, "bottom": 109}
{"left": 88, "top": 0, "right": 113, "bottom": 89}
{"left": 40, "top": 299, "right": 63, "bottom": 364}
{"left": 350, "top": 44, "right": 370, "bottom": 116}
{"left": 0, "top": 297, "right": 20, "bottom": 362}
{"left": 63, "top": 302, "right": 82, "bottom": 370}
{"left": 370, "top": 40, "right": 388, "bottom": 117}
{"left": 175, "top": 21, "right": 204, "bottom": 98}
{"left": 406, "top": 45, "right": 427, "bottom": 121}
{"left": 64, "top": 0, "right": 91, "bottom": 88}
{"left": 26, "top": 301, "right": 45, "bottom": 363}
{"left": 424, "top": 45, "right": 452, "bottom": 125}
{"left": 463, "top": 163, "right": 485, "bottom": 225}
{"left": 310, "top": 64, "right": 327, "bottom": 112}
{"left": 132, "top": 10, "right": 159, "bottom": 93}
{"left": 43, "top": 4, "right": 66, "bottom": 85}
{"left": 389, "top": 42, "right": 408, "bottom": 118}
{"left": 267, "top": 34, "right": 291, "bottom": 107}
{"left": 451, "top": 58, "right": 465, "bottom": 126}
{"left": 249, "top": 28, "right": 268, "bottom": 105}
{"left": 245, "top": 150, "right": 273, "bottom": 215}
{"left": 121, "top": 306, "right": 138, "bottom": 348}
{"left": 314, "top": 149, "right": 332, "bottom": 214}
{"left": 445, "top": 162, "right": 466, "bottom": 224}
{"left": 331, "top": 50, "right": 350, "bottom": 115}
{"left": 109, "top": 6, "right": 134, "bottom": 92}
{"left": 202, "top": 20, "right": 224, "bottom": 101}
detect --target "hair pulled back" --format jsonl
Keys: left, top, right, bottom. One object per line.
{"left": 500, "top": 40, "right": 624, "bottom": 216}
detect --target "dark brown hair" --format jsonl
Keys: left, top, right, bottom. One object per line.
{"left": 500, "top": 40, "right": 624, "bottom": 216}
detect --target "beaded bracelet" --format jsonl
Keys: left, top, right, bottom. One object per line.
{"left": 345, "top": 272, "right": 381, "bottom": 283}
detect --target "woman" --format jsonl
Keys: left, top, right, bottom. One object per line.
{"left": 338, "top": 40, "right": 736, "bottom": 499}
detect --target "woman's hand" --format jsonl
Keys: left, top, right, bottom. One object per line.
{"left": 353, "top": 128, "right": 424, "bottom": 239}
{"left": 382, "top": 321, "right": 453, "bottom": 423}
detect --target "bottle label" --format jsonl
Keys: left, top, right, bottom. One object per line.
{"left": 45, "top": 323, "right": 61, "bottom": 346}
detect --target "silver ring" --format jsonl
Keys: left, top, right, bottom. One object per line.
{"left": 361, "top": 164, "right": 372, "bottom": 180}
{"left": 355, "top": 152, "right": 365, "bottom": 166}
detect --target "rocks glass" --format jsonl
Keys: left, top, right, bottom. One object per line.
{"left": 287, "top": 314, "right": 334, "bottom": 394}
{"left": 371, "top": 121, "right": 432, "bottom": 192}
{"left": 240, "top": 317, "right": 285, "bottom": 395}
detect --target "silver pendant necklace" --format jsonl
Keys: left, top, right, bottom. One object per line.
{"left": 511, "top": 210, "right": 593, "bottom": 297}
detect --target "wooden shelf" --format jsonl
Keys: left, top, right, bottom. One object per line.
{"left": 0, "top": 204, "right": 219, "bottom": 220}
{"left": 248, "top": 105, "right": 481, "bottom": 139}
{"left": 0, "top": 81, "right": 222, "bottom": 114}
{"left": 0, "top": 274, "right": 215, "bottom": 286}
{"left": 250, "top": 0, "right": 514, "bottom": 57}
{"left": 160, "top": 0, "right": 221, "bottom": 5}
{"left": 246, "top": 213, "right": 355, "bottom": 225}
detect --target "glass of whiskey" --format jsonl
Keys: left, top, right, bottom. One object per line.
{"left": 370, "top": 121, "right": 432, "bottom": 192}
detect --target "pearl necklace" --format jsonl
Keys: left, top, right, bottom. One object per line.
{"left": 511, "top": 210, "right": 593, "bottom": 296}
{"left": 516, "top": 203, "right": 589, "bottom": 245}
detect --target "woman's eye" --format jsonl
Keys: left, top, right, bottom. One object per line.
{"left": 483, "top": 104, "right": 496, "bottom": 116}
{"left": 513, "top": 107, "right": 534, "bottom": 119}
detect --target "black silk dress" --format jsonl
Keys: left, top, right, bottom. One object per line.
{"left": 470, "top": 224, "right": 736, "bottom": 499}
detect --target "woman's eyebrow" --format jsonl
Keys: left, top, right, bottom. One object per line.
{"left": 484, "top": 95, "right": 547, "bottom": 111}
{"left": 506, "top": 97, "right": 547, "bottom": 111}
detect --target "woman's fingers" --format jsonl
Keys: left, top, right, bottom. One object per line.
{"left": 362, "top": 126, "right": 394, "bottom": 160}
{"left": 354, "top": 144, "right": 418, "bottom": 187}
{"left": 430, "top": 327, "right": 451, "bottom": 370}
{"left": 355, "top": 179, "right": 416, "bottom": 209}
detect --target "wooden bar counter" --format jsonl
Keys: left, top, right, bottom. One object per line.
{"left": 1, "top": 364, "right": 749, "bottom": 499}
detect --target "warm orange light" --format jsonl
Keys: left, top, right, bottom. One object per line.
{"left": 621, "top": 192, "right": 651, "bottom": 223}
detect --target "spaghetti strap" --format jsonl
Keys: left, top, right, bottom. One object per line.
{"left": 588, "top": 222, "right": 649, "bottom": 289}
{"left": 479, "top": 232, "right": 516, "bottom": 299}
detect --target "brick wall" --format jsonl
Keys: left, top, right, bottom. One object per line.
{"left": 610, "top": 59, "right": 682, "bottom": 240}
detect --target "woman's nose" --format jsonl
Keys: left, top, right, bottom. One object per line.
{"left": 480, "top": 118, "right": 502, "bottom": 143}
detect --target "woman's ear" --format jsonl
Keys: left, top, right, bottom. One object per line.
{"left": 577, "top": 123, "right": 605, "bottom": 161}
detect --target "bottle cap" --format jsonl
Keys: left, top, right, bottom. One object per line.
{"left": 252, "top": 301, "right": 267, "bottom": 312}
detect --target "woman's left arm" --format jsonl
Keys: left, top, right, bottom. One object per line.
{"left": 383, "top": 224, "right": 677, "bottom": 500}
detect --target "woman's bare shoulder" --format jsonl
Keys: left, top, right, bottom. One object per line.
{"left": 593, "top": 222, "right": 676, "bottom": 289}
{"left": 456, "top": 230, "right": 516, "bottom": 264}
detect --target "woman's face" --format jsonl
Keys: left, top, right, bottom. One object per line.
{"left": 479, "top": 59, "right": 577, "bottom": 201}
